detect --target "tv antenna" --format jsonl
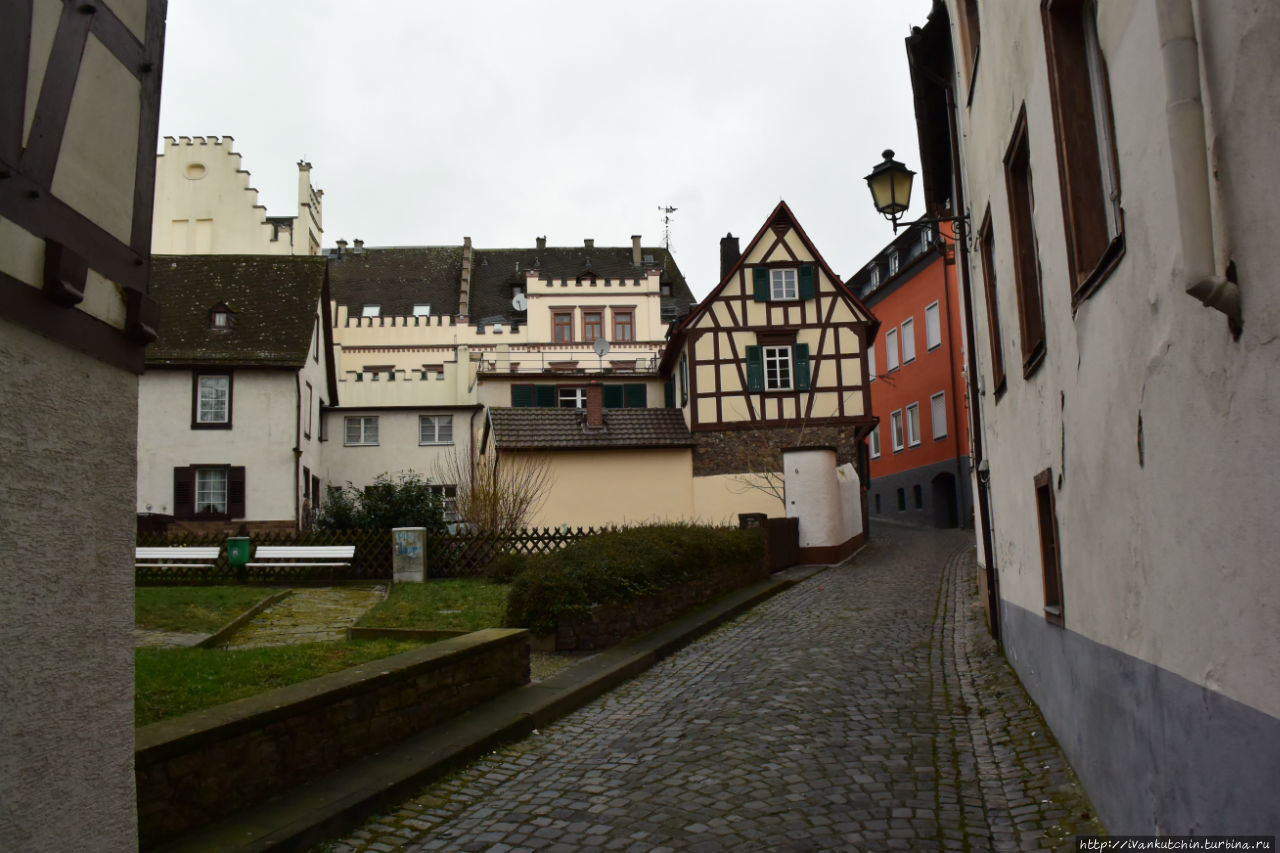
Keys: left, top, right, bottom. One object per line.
{"left": 659, "top": 205, "right": 678, "bottom": 250}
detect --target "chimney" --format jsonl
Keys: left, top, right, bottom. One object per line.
{"left": 458, "top": 236, "right": 472, "bottom": 317}
{"left": 631, "top": 235, "right": 642, "bottom": 265}
{"left": 720, "top": 233, "right": 740, "bottom": 282}
{"left": 536, "top": 236, "right": 546, "bottom": 251}
{"left": 353, "top": 238, "right": 364, "bottom": 254}
{"left": 585, "top": 381, "right": 604, "bottom": 428}
{"left": 335, "top": 238, "right": 348, "bottom": 256}
{"left": 584, "top": 238, "right": 594, "bottom": 250}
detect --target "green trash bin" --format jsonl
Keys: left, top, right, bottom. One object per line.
{"left": 226, "top": 536, "right": 251, "bottom": 569}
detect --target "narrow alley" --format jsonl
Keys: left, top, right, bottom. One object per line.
{"left": 324, "top": 526, "right": 1101, "bottom": 852}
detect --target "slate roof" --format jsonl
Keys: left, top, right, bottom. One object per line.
{"left": 326, "top": 243, "right": 697, "bottom": 327}
{"left": 327, "top": 246, "right": 463, "bottom": 318}
{"left": 147, "top": 255, "right": 327, "bottom": 367}
{"left": 488, "top": 407, "right": 695, "bottom": 451}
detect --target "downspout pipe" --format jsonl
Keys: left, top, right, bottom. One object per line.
{"left": 1155, "top": 0, "right": 1241, "bottom": 329}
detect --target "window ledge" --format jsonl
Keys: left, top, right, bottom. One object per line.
{"left": 1022, "top": 344, "right": 1046, "bottom": 380}
{"left": 1043, "top": 604, "right": 1064, "bottom": 628}
{"left": 1071, "top": 232, "right": 1126, "bottom": 311}
{"left": 192, "top": 422, "right": 232, "bottom": 430}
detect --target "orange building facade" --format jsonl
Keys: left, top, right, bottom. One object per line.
{"left": 850, "top": 221, "right": 972, "bottom": 527}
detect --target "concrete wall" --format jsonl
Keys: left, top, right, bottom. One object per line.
{"left": 321, "top": 407, "right": 477, "bottom": 494}
{"left": 869, "top": 457, "right": 973, "bottom": 529}
{"left": 690, "top": 473, "right": 785, "bottom": 526}
{"left": 519, "top": 448, "right": 693, "bottom": 529}
{"left": 0, "top": 321, "right": 139, "bottom": 850}
{"left": 942, "top": 0, "right": 1280, "bottom": 833}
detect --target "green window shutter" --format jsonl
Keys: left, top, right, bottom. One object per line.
{"left": 511, "top": 385, "right": 534, "bottom": 407}
{"left": 752, "top": 267, "right": 770, "bottom": 302}
{"left": 745, "top": 346, "right": 764, "bottom": 392}
{"left": 603, "top": 385, "right": 624, "bottom": 409}
{"left": 798, "top": 264, "right": 816, "bottom": 300}
{"left": 794, "top": 343, "right": 811, "bottom": 390}
{"left": 624, "top": 384, "right": 646, "bottom": 408}
{"left": 664, "top": 380, "right": 674, "bottom": 408}
{"left": 535, "top": 385, "right": 556, "bottom": 407}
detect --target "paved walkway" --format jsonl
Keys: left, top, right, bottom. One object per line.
{"left": 321, "top": 526, "right": 1102, "bottom": 852}
{"left": 225, "top": 585, "right": 386, "bottom": 648}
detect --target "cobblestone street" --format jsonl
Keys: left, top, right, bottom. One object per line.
{"left": 322, "top": 526, "right": 1102, "bottom": 852}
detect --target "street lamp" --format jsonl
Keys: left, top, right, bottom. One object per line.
{"left": 864, "top": 149, "right": 916, "bottom": 232}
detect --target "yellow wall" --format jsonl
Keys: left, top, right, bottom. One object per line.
{"left": 691, "top": 473, "right": 785, "bottom": 526}
{"left": 517, "top": 448, "right": 693, "bottom": 528}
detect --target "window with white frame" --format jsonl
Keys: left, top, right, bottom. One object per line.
{"left": 868, "top": 344, "right": 876, "bottom": 381}
{"left": 361, "top": 304, "right": 380, "bottom": 318}
{"left": 558, "top": 387, "right": 587, "bottom": 408}
{"left": 195, "top": 374, "right": 231, "bottom": 426}
{"left": 906, "top": 402, "right": 921, "bottom": 447}
{"left": 890, "top": 410, "right": 904, "bottom": 452}
{"left": 413, "top": 304, "right": 431, "bottom": 317}
{"left": 344, "top": 415, "right": 379, "bottom": 446}
{"left": 195, "top": 467, "right": 228, "bottom": 515}
{"left": 763, "top": 345, "right": 793, "bottom": 391}
{"left": 869, "top": 426, "right": 881, "bottom": 459}
{"left": 925, "top": 301, "right": 942, "bottom": 350}
{"left": 920, "top": 224, "right": 935, "bottom": 252}
{"left": 305, "top": 383, "right": 313, "bottom": 438}
{"left": 931, "top": 391, "right": 948, "bottom": 439}
{"left": 885, "top": 327, "right": 900, "bottom": 372}
{"left": 770, "top": 268, "right": 798, "bottom": 300}
{"left": 429, "top": 484, "right": 459, "bottom": 521}
{"left": 901, "top": 317, "right": 917, "bottom": 363}
{"left": 419, "top": 414, "right": 453, "bottom": 445}
{"left": 869, "top": 265, "right": 881, "bottom": 288}
{"left": 888, "top": 249, "right": 899, "bottom": 276}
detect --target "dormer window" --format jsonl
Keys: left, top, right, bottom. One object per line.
{"left": 361, "top": 304, "right": 380, "bottom": 318}
{"left": 412, "top": 304, "right": 431, "bottom": 317}
{"left": 869, "top": 265, "right": 881, "bottom": 288}
{"left": 209, "top": 305, "right": 233, "bottom": 329}
{"left": 888, "top": 249, "right": 900, "bottom": 276}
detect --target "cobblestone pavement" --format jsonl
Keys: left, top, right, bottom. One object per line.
{"left": 224, "top": 585, "right": 386, "bottom": 648}
{"left": 321, "top": 526, "right": 1103, "bottom": 852}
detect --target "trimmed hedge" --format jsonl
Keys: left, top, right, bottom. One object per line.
{"left": 503, "top": 524, "right": 764, "bottom": 635}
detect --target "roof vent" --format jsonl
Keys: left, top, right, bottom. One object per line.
{"left": 584, "top": 238, "right": 594, "bottom": 249}
{"left": 352, "top": 238, "right": 364, "bottom": 254}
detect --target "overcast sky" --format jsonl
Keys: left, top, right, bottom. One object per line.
{"left": 158, "top": 0, "right": 935, "bottom": 300}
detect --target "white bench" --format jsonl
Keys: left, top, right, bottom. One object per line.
{"left": 246, "top": 545, "right": 355, "bottom": 570}
{"left": 135, "top": 546, "right": 221, "bottom": 569}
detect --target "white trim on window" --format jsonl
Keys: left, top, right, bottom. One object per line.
{"left": 891, "top": 410, "right": 904, "bottom": 452}
{"left": 770, "top": 268, "right": 798, "bottom": 300}
{"left": 885, "top": 327, "right": 900, "bottom": 372}
{"left": 906, "top": 402, "right": 921, "bottom": 447}
{"left": 419, "top": 414, "right": 453, "bottom": 445}
{"left": 901, "top": 317, "right": 917, "bottom": 363}
{"left": 361, "top": 304, "right": 380, "bottom": 318}
{"left": 559, "top": 387, "right": 587, "bottom": 408}
{"left": 888, "top": 249, "right": 899, "bottom": 276}
{"left": 925, "top": 301, "right": 942, "bottom": 350}
{"left": 197, "top": 375, "right": 230, "bottom": 424}
{"left": 931, "top": 391, "right": 948, "bottom": 440}
{"left": 763, "top": 345, "right": 794, "bottom": 391}
{"left": 344, "top": 415, "right": 379, "bottom": 446}
{"left": 195, "top": 467, "right": 228, "bottom": 515}
{"left": 868, "top": 344, "right": 876, "bottom": 381}
{"left": 869, "top": 426, "right": 881, "bottom": 459}
{"left": 412, "top": 304, "right": 431, "bottom": 317}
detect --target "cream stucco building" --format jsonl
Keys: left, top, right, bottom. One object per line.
{"left": 1, "top": 1, "right": 167, "bottom": 849}
{"left": 907, "top": 0, "right": 1279, "bottom": 834}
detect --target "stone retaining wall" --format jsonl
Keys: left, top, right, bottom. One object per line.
{"left": 135, "top": 628, "right": 529, "bottom": 847}
{"left": 553, "top": 562, "right": 770, "bottom": 651}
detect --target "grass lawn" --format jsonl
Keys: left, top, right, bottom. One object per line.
{"left": 135, "top": 586, "right": 276, "bottom": 633}
{"left": 356, "top": 579, "right": 510, "bottom": 631}
{"left": 135, "top": 639, "right": 423, "bottom": 726}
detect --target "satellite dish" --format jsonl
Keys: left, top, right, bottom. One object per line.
{"left": 511, "top": 292, "right": 527, "bottom": 311}
{"left": 593, "top": 338, "right": 611, "bottom": 357}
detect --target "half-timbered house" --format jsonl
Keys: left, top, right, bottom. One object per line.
{"left": 660, "top": 201, "right": 878, "bottom": 554}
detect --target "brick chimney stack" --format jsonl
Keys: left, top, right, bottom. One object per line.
{"left": 584, "top": 238, "right": 595, "bottom": 249}
{"left": 536, "top": 236, "right": 546, "bottom": 251}
{"left": 631, "top": 235, "right": 642, "bottom": 265}
{"left": 720, "top": 233, "right": 740, "bottom": 282}
{"left": 585, "top": 381, "right": 604, "bottom": 427}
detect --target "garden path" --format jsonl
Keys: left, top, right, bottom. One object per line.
{"left": 224, "top": 586, "right": 387, "bottom": 648}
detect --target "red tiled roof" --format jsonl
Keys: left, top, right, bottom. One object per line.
{"left": 489, "top": 407, "right": 694, "bottom": 451}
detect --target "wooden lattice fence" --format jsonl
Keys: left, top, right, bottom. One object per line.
{"left": 135, "top": 526, "right": 598, "bottom": 584}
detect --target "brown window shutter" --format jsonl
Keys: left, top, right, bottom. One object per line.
{"left": 228, "top": 467, "right": 247, "bottom": 518}
{"left": 173, "top": 467, "right": 194, "bottom": 519}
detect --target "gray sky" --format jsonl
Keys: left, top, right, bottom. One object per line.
{"left": 158, "top": 0, "right": 934, "bottom": 300}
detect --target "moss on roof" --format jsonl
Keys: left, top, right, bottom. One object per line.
{"left": 146, "top": 255, "right": 327, "bottom": 367}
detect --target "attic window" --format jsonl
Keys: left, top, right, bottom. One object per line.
{"left": 643, "top": 254, "right": 655, "bottom": 264}
{"left": 361, "top": 304, "right": 380, "bottom": 318}
{"left": 660, "top": 283, "right": 672, "bottom": 296}
{"left": 210, "top": 307, "right": 232, "bottom": 329}
{"left": 413, "top": 304, "right": 431, "bottom": 317}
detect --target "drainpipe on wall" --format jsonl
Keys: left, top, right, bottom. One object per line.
{"left": 1155, "top": 0, "right": 1241, "bottom": 332}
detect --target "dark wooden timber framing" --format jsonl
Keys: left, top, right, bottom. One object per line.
{"left": 976, "top": 207, "right": 1007, "bottom": 400}
{"left": 1, "top": 0, "right": 167, "bottom": 373}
